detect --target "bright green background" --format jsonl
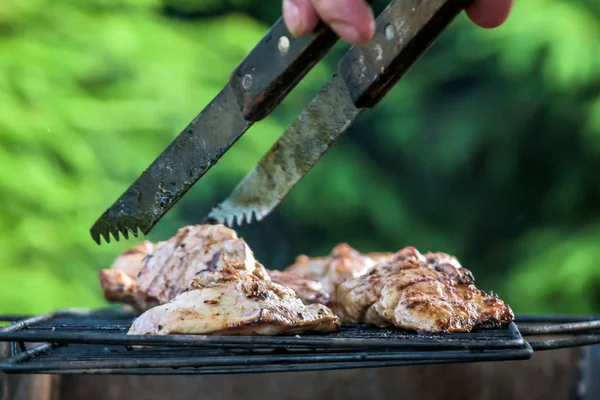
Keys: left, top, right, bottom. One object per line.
{"left": 1, "top": 0, "right": 599, "bottom": 315}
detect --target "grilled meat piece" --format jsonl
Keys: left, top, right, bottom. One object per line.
{"left": 423, "top": 251, "right": 468, "bottom": 280}
{"left": 109, "top": 240, "right": 157, "bottom": 279}
{"left": 282, "top": 243, "right": 386, "bottom": 300}
{"left": 270, "top": 270, "right": 330, "bottom": 305}
{"left": 332, "top": 247, "right": 514, "bottom": 333}
{"left": 99, "top": 269, "right": 154, "bottom": 312}
{"left": 191, "top": 254, "right": 271, "bottom": 288}
{"left": 99, "top": 241, "right": 162, "bottom": 311}
{"left": 128, "top": 260, "right": 340, "bottom": 336}
{"left": 98, "top": 225, "right": 265, "bottom": 312}
{"left": 133, "top": 224, "right": 263, "bottom": 307}
{"left": 365, "top": 252, "right": 396, "bottom": 263}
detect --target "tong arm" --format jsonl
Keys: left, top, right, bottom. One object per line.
{"left": 338, "top": 0, "right": 472, "bottom": 109}
{"left": 231, "top": 1, "right": 373, "bottom": 122}
{"left": 230, "top": 18, "right": 338, "bottom": 121}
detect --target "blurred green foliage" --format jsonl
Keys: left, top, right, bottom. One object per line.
{"left": 0, "top": 0, "right": 599, "bottom": 315}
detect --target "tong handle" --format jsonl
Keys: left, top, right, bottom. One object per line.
{"left": 230, "top": 0, "right": 375, "bottom": 122}
{"left": 338, "top": 0, "right": 471, "bottom": 108}
{"left": 230, "top": 18, "right": 338, "bottom": 122}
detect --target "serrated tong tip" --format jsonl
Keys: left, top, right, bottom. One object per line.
{"left": 205, "top": 203, "right": 266, "bottom": 228}
{"left": 90, "top": 218, "right": 143, "bottom": 245}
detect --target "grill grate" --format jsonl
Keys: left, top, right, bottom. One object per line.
{"left": 0, "top": 309, "right": 534, "bottom": 374}
{"left": 0, "top": 309, "right": 526, "bottom": 350}
{"left": 2, "top": 311, "right": 600, "bottom": 374}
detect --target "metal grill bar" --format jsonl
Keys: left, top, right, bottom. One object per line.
{"left": 0, "top": 312, "right": 62, "bottom": 333}
{"left": 516, "top": 315, "right": 600, "bottom": 323}
{"left": 0, "top": 329, "right": 523, "bottom": 350}
{"left": 5, "top": 343, "right": 54, "bottom": 364}
{"left": 518, "top": 320, "right": 600, "bottom": 335}
{"left": 0, "top": 315, "right": 36, "bottom": 323}
{"left": 528, "top": 336, "right": 600, "bottom": 351}
{"left": 0, "top": 357, "right": 523, "bottom": 376}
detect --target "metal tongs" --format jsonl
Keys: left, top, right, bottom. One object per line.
{"left": 90, "top": 0, "right": 471, "bottom": 245}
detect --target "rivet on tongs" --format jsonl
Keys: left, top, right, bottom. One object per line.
{"left": 242, "top": 74, "right": 254, "bottom": 91}
{"left": 384, "top": 24, "right": 395, "bottom": 40}
{"left": 278, "top": 36, "right": 290, "bottom": 53}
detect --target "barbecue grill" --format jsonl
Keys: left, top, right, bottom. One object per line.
{"left": 1, "top": 309, "right": 600, "bottom": 375}
{"left": 0, "top": 0, "right": 595, "bottom": 383}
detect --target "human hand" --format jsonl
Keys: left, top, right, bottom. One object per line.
{"left": 282, "top": 0, "right": 513, "bottom": 46}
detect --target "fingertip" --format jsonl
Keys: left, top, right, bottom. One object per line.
{"left": 311, "top": 0, "right": 375, "bottom": 45}
{"left": 465, "top": 0, "right": 513, "bottom": 29}
{"left": 283, "top": 0, "right": 319, "bottom": 37}
{"left": 336, "top": 17, "right": 374, "bottom": 46}
{"left": 356, "top": 6, "right": 376, "bottom": 45}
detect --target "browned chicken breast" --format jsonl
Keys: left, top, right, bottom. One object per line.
{"left": 98, "top": 225, "right": 264, "bottom": 312}
{"left": 128, "top": 258, "right": 340, "bottom": 336}
{"left": 364, "top": 252, "right": 396, "bottom": 264}
{"left": 277, "top": 244, "right": 405, "bottom": 305}
{"left": 130, "top": 224, "right": 265, "bottom": 308}
{"left": 283, "top": 243, "right": 384, "bottom": 299}
{"left": 99, "top": 241, "right": 162, "bottom": 311}
{"left": 332, "top": 247, "right": 514, "bottom": 333}
{"left": 270, "top": 270, "right": 330, "bottom": 305}
{"left": 192, "top": 253, "right": 271, "bottom": 288}
{"left": 110, "top": 240, "right": 157, "bottom": 278}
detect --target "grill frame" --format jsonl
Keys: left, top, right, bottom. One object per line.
{"left": 0, "top": 309, "right": 535, "bottom": 375}
{"left": 0, "top": 351, "right": 534, "bottom": 375}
